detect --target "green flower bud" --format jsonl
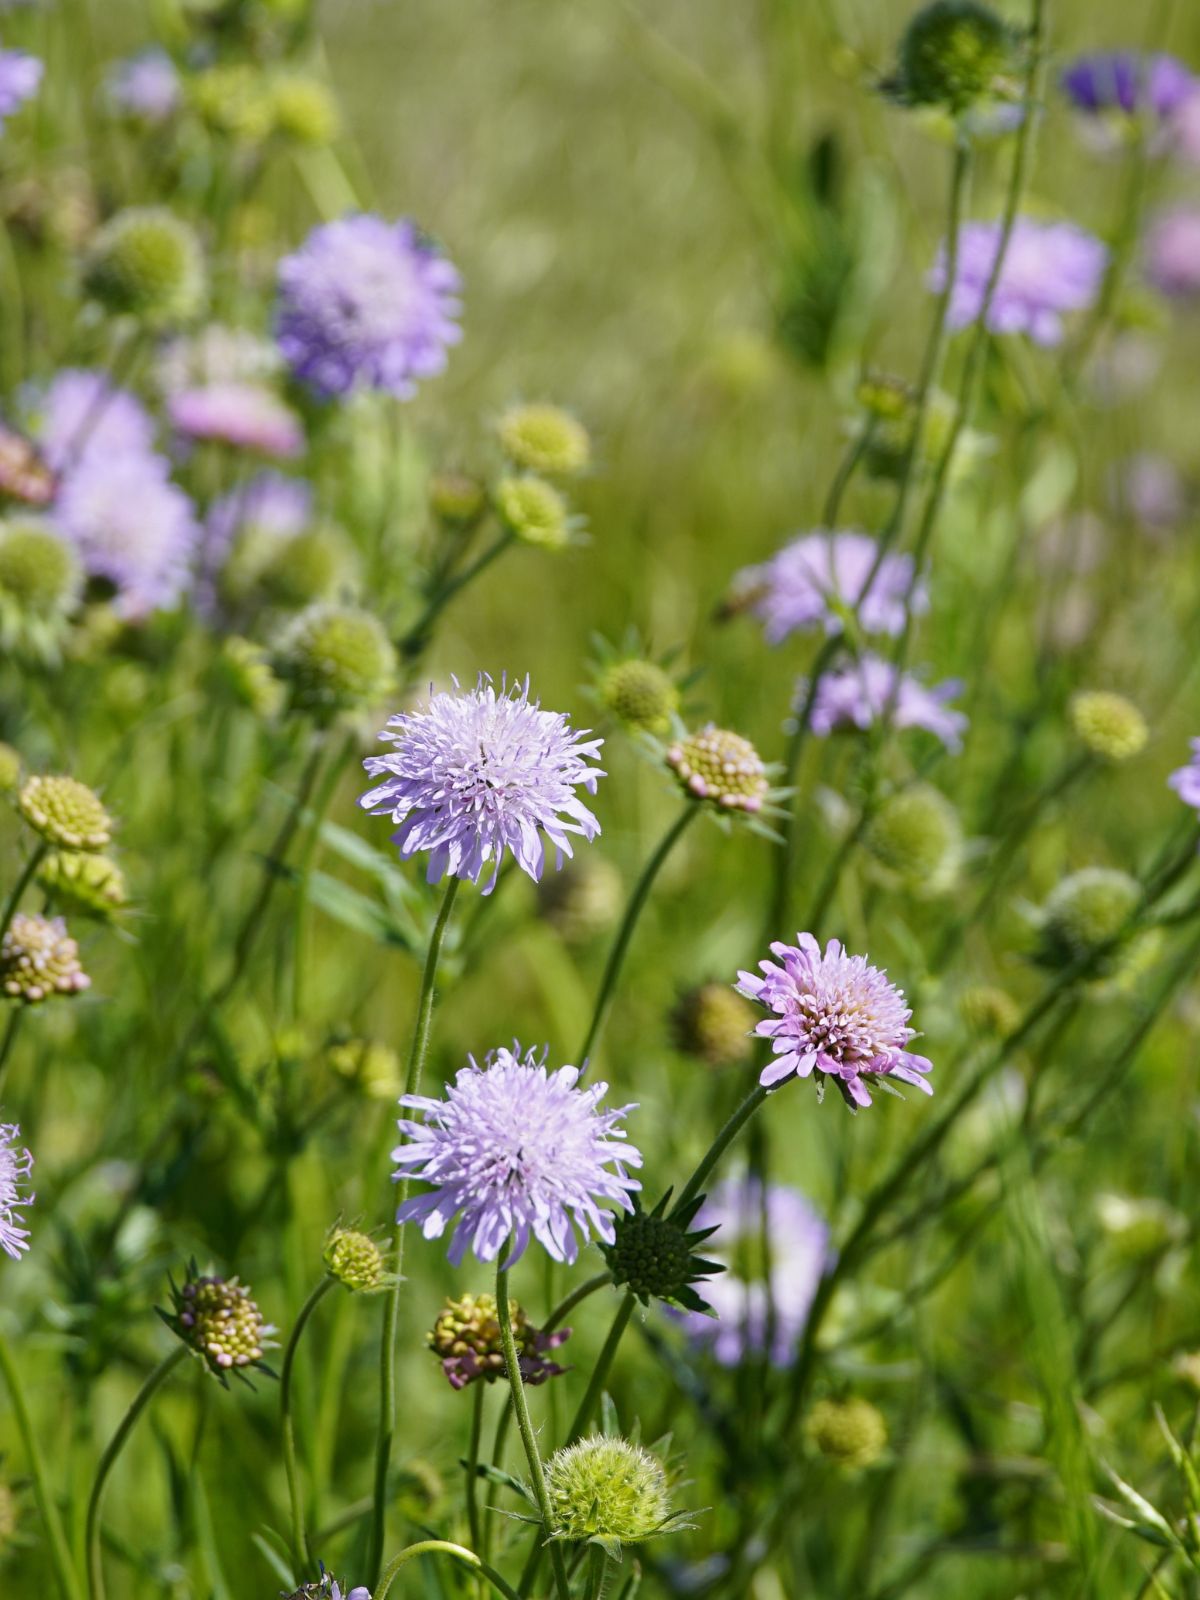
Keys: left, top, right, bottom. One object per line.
{"left": 856, "top": 371, "right": 912, "bottom": 422}
{"left": 0, "top": 744, "right": 22, "bottom": 793}
{"left": 497, "top": 403, "right": 590, "bottom": 478}
{"left": 257, "top": 528, "right": 348, "bottom": 611}
{"left": 896, "top": 1, "right": 1015, "bottom": 114}
{"left": 324, "top": 1228, "right": 388, "bottom": 1294}
{"left": 0, "top": 519, "right": 81, "bottom": 615}
{"left": 1039, "top": 867, "right": 1140, "bottom": 969}
{"left": 273, "top": 603, "right": 396, "bottom": 720}
{"left": 599, "top": 658, "right": 679, "bottom": 735}
{"left": 0, "top": 913, "right": 90, "bottom": 1003}
{"left": 164, "top": 1265, "right": 276, "bottom": 1382}
{"left": 866, "top": 783, "right": 962, "bottom": 891}
{"left": 805, "top": 1396, "right": 888, "bottom": 1469}
{"left": 495, "top": 474, "right": 571, "bottom": 550}
{"left": 861, "top": 387, "right": 988, "bottom": 485}
{"left": 38, "top": 850, "right": 127, "bottom": 918}
{"left": 429, "top": 469, "right": 487, "bottom": 528}
{"left": 958, "top": 983, "right": 1020, "bottom": 1037}
{"left": 545, "top": 1437, "right": 676, "bottom": 1546}
{"left": 428, "top": 1291, "right": 569, "bottom": 1391}
{"left": 18, "top": 774, "right": 113, "bottom": 851}
{"left": 1070, "top": 691, "right": 1148, "bottom": 763}
{"left": 219, "top": 637, "right": 285, "bottom": 719}
{"left": 84, "top": 206, "right": 205, "bottom": 325}
{"left": 189, "top": 64, "right": 277, "bottom": 144}
{"left": 325, "top": 1035, "right": 402, "bottom": 1099}
{"left": 603, "top": 1193, "right": 724, "bottom": 1314}
{"left": 536, "top": 856, "right": 623, "bottom": 943}
{"left": 269, "top": 73, "right": 339, "bottom": 146}
{"left": 671, "top": 982, "right": 756, "bottom": 1067}
{"left": 666, "top": 725, "right": 768, "bottom": 812}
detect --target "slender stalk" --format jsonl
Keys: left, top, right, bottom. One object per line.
{"left": 497, "top": 1252, "right": 571, "bottom": 1600}
{"left": 545, "top": 1269, "right": 613, "bottom": 1334}
{"left": 0, "top": 1007, "right": 24, "bottom": 1101}
{"left": 280, "top": 1274, "right": 336, "bottom": 1575}
{"left": 366, "top": 874, "right": 462, "bottom": 1586}
{"left": 400, "top": 529, "right": 516, "bottom": 659}
{"left": 577, "top": 806, "right": 697, "bottom": 1068}
{"left": 465, "top": 1381, "right": 486, "bottom": 1566}
{"left": 0, "top": 1331, "right": 84, "bottom": 1600}
{"left": 85, "top": 1346, "right": 187, "bottom": 1600}
{"left": 671, "top": 1083, "right": 771, "bottom": 1217}
{"left": 374, "top": 1539, "right": 524, "bottom": 1600}
{"left": 0, "top": 842, "right": 47, "bottom": 941}
{"left": 291, "top": 733, "right": 354, "bottom": 1022}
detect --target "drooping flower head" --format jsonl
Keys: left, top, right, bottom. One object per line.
{"left": 799, "top": 653, "right": 967, "bottom": 749}
{"left": 0, "top": 1121, "right": 32, "bottom": 1260}
{"left": 737, "top": 933, "right": 933, "bottom": 1108}
{"left": 1060, "top": 52, "right": 1195, "bottom": 120}
{"left": 32, "top": 368, "right": 156, "bottom": 471}
{"left": 361, "top": 677, "right": 604, "bottom": 892}
{"left": 930, "top": 217, "right": 1107, "bottom": 345}
{"left": 168, "top": 382, "right": 304, "bottom": 458}
{"left": 427, "top": 1290, "right": 570, "bottom": 1390}
{"left": 275, "top": 214, "right": 462, "bottom": 399}
{"left": 107, "top": 50, "right": 181, "bottom": 125}
{"left": 393, "top": 1043, "right": 642, "bottom": 1266}
{"left": 733, "top": 531, "right": 925, "bottom": 643}
{"left": 1169, "top": 739, "right": 1200, "bottom": 820}
{"left": 0, "top": 50, "right": 41, "bottom": 128}
{"left": 675, "top": 1178, "right": 831, "bottom": 1366}
{"left": 1145, "top": 207, "right": 1200, "bottom": 300}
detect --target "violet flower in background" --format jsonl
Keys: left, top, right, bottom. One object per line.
{"left": 276, "top": 215, "right": 462, "bottom": 399}
{"left": 735, "top": 531, "right": 925, "bottom": 643}
{"left": 1169, "top": 740, "right": 1200, "bottom": 820}
{"left": 0, "top": 1120, "right": 33, "bottom": 1260}
{"left": 0, "top": 48, "right": 41, "bottom": 127}
{"left": 106, "top": 49, "right": 180, "bottom": 124}
{"left": 1145, "top": 207, "right": 1200, "bottom": 300}
{"left": 1060, "top": 52, "right": 1195, "bottom": 120}
{"left": 800, "top": 653, "right": 967, "bottom": 750}
{"left": 168, "top": 382, "right": 304, "bottom": 459}
{"left": 1109, "top": 452, "right": 1187, "bottom": 536}
{"left": 393, "top": 1043, "right": 642, "bottom": 1266}
{"left": 930, "top": 218, "right": 1107, "bottom": 345}
{"left": 33, "top": 368, "right": 156, "bottom": 471}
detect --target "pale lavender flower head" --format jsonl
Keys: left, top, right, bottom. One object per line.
{"left": 206, "top": 470, "right": 311, "bottom": 561}
{"left": 930, "top": 218, "right": 1107, "bottom": 345}
{"left": 33, "top": 368, "right": 156, "bottom": 471}
{"left": 800, "top": 653, "right": 967, "bottom": 750}
{"left": 1172, "top": 90, "right": 1200, "bottom": 164}
{"left": 0, "top": 1121, "right": 33, "bottom": 1260}
{"left": 676, "top": 1179, "right": 830, "bottom": 1367}
{"left": 1146, "top": 207, "right": 1200, "bottom": 299}
{"left": 361, "top": 677, "right": 604, "bottom": 893}
{"left": 1169, "top": 739, "right": 1200, "bottom": 817}
{"left": 107, "top": 50, "right": 181, "bottom": 124}
{"left": 737, "top": 933, "right": 933, "bottom": 1109}
{"left": 735, "top": 531, "right": 925, "bottom": 643}
{"left": 1109, "top": 452, "right": 1187, "bottom": 536}
{"left": 1061, "top": 52, "right": 1196, "bottom": 119}
{"left": 393, "top": 1043, "right": 642, "bottom": 1267}
{"left": 53, "top": 450, "right": 199, "bottom": 618}
{"left": 0, "top": 49, "right": 41, "bottom": 126}
{"left": 168, "top": 382, "right": 304, "bottom": 459}
{"left": 276, "top": 215, "right": 462, "bottom": 400}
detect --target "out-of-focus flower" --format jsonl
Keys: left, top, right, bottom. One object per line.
{"left": 218, "top": 637, "right": 284, "bottom": 718}
{"left": 1172, "top": 88, "right": 1200, "bottom": 164}
{"left": 428, "top": 469, "right": 486, "bottom": 528}
{"left": 671, "top": 982, "right": 756, "bottom": 1067}
{"left": 1145, "top": 207, "right": 1200, "bottom": 300}
{"left": 32, "top": 368, "right": 156, "bottom": 471}
{"left": 536, "top": 855, "right": 623, "bottom": 943}
{"left": 84, "top": 206, "right": 205, "bottom": 326}
{"left": 1110, "top": 452, "right": 1187, "bottom": 535}
{"left": 799, "top": 653, "right": 967, "bottom": 749}
{"left": 930, "top": 218, "right": 1107, "bottom": 345}
{"left": 158, "top": 324, "right": 281, "bottom": 392}
{"left": 187, "top": 62, "right": 275, "bottom": 144}
{"left": 0, "top": 744, "right": 20, "bottom": 791}
{"left": 866, "top": 783, "right": 963, "bottom": 893}
{"left": 1036, "top": 867, "right": 1140, "bottom": 969}
{"left": 738, "top": 933, "right": 933, "bottom": 1107}
{"left": 805, "top": 1397, "right": 888, "bottom": 1469}
{"left": 666, "top": 725, "right": 768, "bottom": 812}
{"left": 0, "top": 517, "right": 82, "bottom": 653}
{"left": 1060, "top": 52, "right": 1195, "bottom": 120}
{"left": 168, "top": 382, "right": 303, "bottom": 458}
{"left": 0, "top": 1120, "right": 32, "bottom": 1259}
{"left": 204, "top": 470, "right": 312, "bottom": 602}
{"left": 733, "top": 531, "right": 925, "bottom": 642}
{"left": 675, "top": 1179, "right": 831, "bottom": 1365}
{"left": 273, "top": 603, "right": 395, "bottom": 720}
{"left": 361, "top": 677, "right": 604, "bottom": 892}
{"left": 162, "top": 1265, "right": 276, "bottom": 1384}
{"left": 0, "top": 422, "right": 56, "bottom": 508}
{"left": 1095, "top": 1192, "right": 1186, "bottom": 1258}
{"left": 1070, "top": 691, "right": 1148, "bottom": 762}
{"left": 598, "top": 657, "right": 680, "bottom": 735}
{"left": 545, "top": 1436, "right": 688, "bottom": 1549}
{"left": 494, "top": 473, "right": 572, "bottom": 549}
{"left": 0, "top": 50, "right": 41, "bottom": 128}
{"left": 892, "top": 1, "right": 1017, "bottom": 115}
{"left": 0, "top": 913, "right": 90, "bottom": 1002}
{"left": 268, "top": 72, "right": 339, "bottom": 145}
{"left": 276, "top": 215, "right": 461, "bottom": 400}
{"left": 18, "top": 774, "right": 112, "bottom": 850}
{"left": 959, "top": 983, "right": 1020, "bottom": 1037}
{"left": 107, "top": 50, "right": 181, "bottom": 124}
{"left": 1168, "top": 739, "right": 1200, "bottom": 820}
{"left": 38, "top": 850, "right": 126, "bottom": 918}
{"left": 325, "top": 1036, "right": 401, "bottom": 1099}
{"left": 497, "top": 402, "right": 590, "bottom": 477}
{"left": 427, "top": 1290, "right": 570, "bottom": 1390}
{"left": 393, "top": 1043, "right": 641, "bottom": 1266}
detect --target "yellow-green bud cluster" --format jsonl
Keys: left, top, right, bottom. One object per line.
{"left": 671, "top": 982, "right": 755, "bottom": 1066}
{"left": 18, "top": 775, "right": 112, "bottom": 851}
{"left": 667, "top": 725, "right": 767, "bottom": 812}
{"left": 84, "top": 206, "right": 205, "bottom": 325}
{"left": 273, "top": 604, "right": 396, "bottom": 719}
{"left": 866, "top": 784, "right": 961, "bottom": 891}
{"left": 325, "top": 1036, "right": 402, "bottom": 1098}
{"left": 268, "top": 73, "right": 340, "bottom": 146}
{"left": 0, "top": 744, "right": 21, "bottom": 792}
{"left": 173, "top": 1272, "right": 273, "bottom": 1374}
{"left": 497, "top": 403, "right": 590, "bottom": 478}
{"left": 545, "top": 1437, "right": 672, "bottom": 1544}
{"left": 39, "top": 850, "right": 126, "bottom": 918}
{"left": 896, "top": 0, "right": 1014, "bottom": 114}
{"left": 958, "top": 983, "right": 1019, "bottom": 1037}
{"left": 429, "top": 470, "right": 487, "bottom": 528}
{"left": 1070, "top": 691, "right": 1148, "bottom": 763}
{"left": 805, "top": 1397, "right": 888, "bottom": 1469}
{"left": 600, "top": 659, "right": 679, "bottom": 735}
{"left": 0, "top": 519, "right": 80, "bottom": 614}
{"left": 1040, "top": 867, "right": 1140, "bottom": 967}
{"left": 324, "top": 1228, "right": 387, "bottom": 1293}
{"left": 536, "top": 857, "right": 623, "bottom": 943}
{"left": 188, "top": 64, "right": 277, "bottom": 144}
{"left": 495, "top": 474, "right": 570, "bottom": 550}
{"left": 220, "top": 637, "right": 285, "bottom": 719}
{"left": 0, "top": 913, "right": 90, "bottom": 1002}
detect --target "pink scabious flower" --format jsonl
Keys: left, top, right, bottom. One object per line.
{"left": 1145, "top": 207, "right": 1200, "bottom": 300}
{"left": 737, "top": 933, "right": 934, "bottom": 1109}
{"left": 734, "top": 531, "right": 925, "bottom": 643}
{"left": 1169, "top": 739, "right": 1200, "bottom": 816}
{"left": 361, "top": 676, "right": 604, "bottom": 893}
{"left": 0, "top": 1120, "right": 33, "bottom": 1260}
{"left": 168, "top": 382, "right": 304, "bottom": 459}
{"left": 393, "top": 1043, "right": 642, "bottom": 1267}
{"left": 800, "top": 653, "right": 967, "bottom": 750}
{"left": 930, "top": 218, "right": 1107, "bottom": 345}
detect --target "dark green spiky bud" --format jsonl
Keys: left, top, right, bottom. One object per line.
{"left": 18, "top": 774, "right": 113, "bottom": 851}
{"left": 602, "top": 1192, "right": 725, "bottom": 1314}
{"left": 895, "top": 1, "right": 1015, "bottom": 114}
{"left": 84, "top": 207, "right": 205, "bottom": 325}
{"left": 38, "top": 850, "right": 127, "bottom": 918}
{"left": 599, "top": 659, "right": 679, "bottom": 735}
{"left": 671, "top": 982, "right": 755, "bottom": 1067}
{"left": 805, "top": 1397, "right": 888, "bottom": 1469}
{"left": 273, "top": 603, "right": 396, "bottom": 720}
{"left": 495, "top": 474, "right": 571, "bottom": 550}
{"left": 498, "top": 403, "right": 590, "bottom": 478}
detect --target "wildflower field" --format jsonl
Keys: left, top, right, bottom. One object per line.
{"left": 3, "top": 0, "right": 1200, "bottom": 1596}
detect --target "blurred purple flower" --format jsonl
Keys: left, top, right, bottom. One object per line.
{"left": 737, "top": 933, "right": 933, "bottom": 1109}
{"left": 676, "top": 1179, "right": 830, "bottom": 1367}
{"left": 107, "top": 50, "right": 180, "bottom": 124}
{"left": 361, "top": 676, "right": 604, "bottom": 892}
{"left": 168, "top": 382, "right": 304, "bottom": 459}
{"left": 0, "top": 1120, "right": 32, "bottom": 1260}
{"left": 1146, "top": 207, "right": 1200, "bottom": 299}
{"left": 1169, "top": 740, "right": 1200, "bottom": 816}
{"left": 206, "top": 470, "right": 311, "bottom": 561}
{"left": 930, "top": 218, "right": 1107, "bottom": 345}
{"left": 33, "top": 368, "right": 156, "bottom": 471}
{"left": 1060, "top": 52, "right": 1195, "bottom": 119}
{"left": 800, "top": 653, "right": 967, "bottom": 749}
{"left": 1109, "top": 453, "right": 1187, "bottom": 535}
{"left": 276, "top": 215, "right": 462, "bottom": 399}
{"left": 735, "top": 531, "right": 924, "bottom": 643}
{"left": 0, "top": 49, "right": 40, "bottom": 126}
{"left": 393, "top": 1043, "right": 642, "bottom": 1267}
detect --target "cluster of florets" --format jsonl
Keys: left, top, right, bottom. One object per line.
{"left": 0, "top": 914, "right": 90, "bottom": 1003}
{"left": 17, "top": 774, "right": 112, "bottom": 851}
{"left": 163, "top": 1268, "right": 276, "bottom": 1381}
{"left": 805, "top": 1397, "right": 888, "bottom": 1470}
{"left": 498, "top": 402, "right": 590, "bottom": 478}
{"left": 38, "top": 850, "right": 126, "bottom": 918}
{"left": 0, "top": 518, "right": 81, "bottom": 643}
{"left": 1036, "top": 867, "right": 1141, "bottom": 971}
{"left": 544, "top": 1436, "right": 687, "bottom": 1550}
{"left": 427, "top": 1290, "right": 570, "bottom": 1390}
{"left": 494, "top": 474, "right": 572, "bottom": 550}
{"left": 219, "top": 637, "right": 285, "bottom": 719}
{"left": 1070, "top": 691, "right": 1148, "bottom": 762}
{"left": 602, "top": 1192, "right": 724, "bottom": 1315}
{"left": 323, "top": 1228, "right": 388, "bottom": 1294}
{"left": 666, "top": 725, "right": 768, "bottom": 812}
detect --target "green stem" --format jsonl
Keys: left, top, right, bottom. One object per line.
{"left": 280, "top": 1274, "right": 336, "bottom": 1576}
{"left": 400, "top": 529, "right": 516, "bottom": 659}
{"left": 366, "top": 874, "right": 462, "bottom": 1586}
{"left": 85, "top": 1346, "right": 186, "bottom": 1600}
{"left": 374, "top": 1539, "right": 523, "bottom": 1600}
{"left": 465, "top": 1380, "right": 485, "bottom": 1567}
{"left": 0, "top": 1007, "right": 24, "bottom": 1101}
{"left": 0, "top": 1331, "right": 84, "bottom": 1600}
{"left": 291, "top": 734, "right": 354, "bottom": 1023}
{"left": 497, "top": 1252, "right": 571, "bottom": 1600}
{"left": 671, "top": 1083, "right": 771, "bottom": 1217}
{"left": 545, "top": 1269, "right": 613, "bottom": 1333}
{"left": 576, "top": 806, "right": 697, "bottom": 1068}
{"left": 0, "top": 842, "right": 47, "bottom": 940}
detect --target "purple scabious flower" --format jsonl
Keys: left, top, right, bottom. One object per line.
{"left": 168, "top": 382, "right": 304, "bottom": 459}
{"left": 53, "top": 450, "right": 199, "bottom": 618}
{"left": 393, "top": 1043, "right": 642, "bottom": 1267}
{"left": 735, "top": 531, "right": 925, "bottom": 643}
{"left": 1060, "top": 52, "right": 1195, "bottom": 119}
{"left": 800, "top": 653, "right": 967, "bottom": 750}
{"left": 676, "top": 1179, "right": 830, "bottom": 1367}
{"left": 361, "top": 677, "right": 604, "bottom": 893}
{"left": 930, "top": 218, "right": 1107, "bottom": 345}
{"left": 275, "top": 215, "right": 462, "bottom": 400}
{"left": 0, "top": 1121, "right": 33, "bottom": 1260}
{"left": 205, "top": 470, "right": 312, "bottom": 563}
{"left": 33, "top": 368, "right": 156, "bottom": 471}
{"left": 1169, "top": 739, "right": 1200, "bottom": 817}
{"left": 0, "top": 49, "right": 41, "bottom": 126}
{"left": 107, "top": 49, "right": 181, "bottom": 124}
{"left": 1145, "top": 207, "right": 1200, "bottom": 300}
{"left": 737, "top": 933, "right": 933, "bottom": 1109}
